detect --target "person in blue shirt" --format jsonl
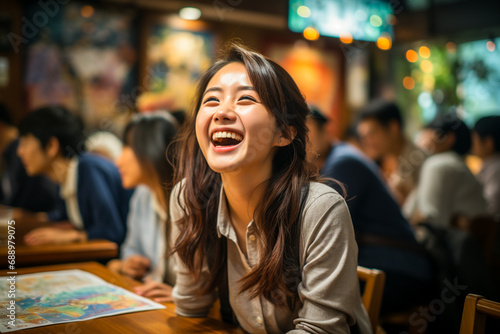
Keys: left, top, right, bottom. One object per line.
{"left": 0, "top": 103, "right": 58, "bottom": 212}
{"left": 108, "top": 111, "right": 181, "bottom": 302}
{"left": 307, "top": 107, "right": 433, "bottom": 315}
{"left": 16, "top": 106, "right": 132, "bottom": 246}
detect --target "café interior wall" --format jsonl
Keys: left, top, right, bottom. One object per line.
{"left": 1, "top": 1, "right": 350, "bottom": 138}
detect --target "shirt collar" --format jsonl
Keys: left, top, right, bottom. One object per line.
{"left": 216, "top": 184, "right": 256, "bottom": 241}
{"left": 60, "top": 157, "right": 79, "bottom": 199}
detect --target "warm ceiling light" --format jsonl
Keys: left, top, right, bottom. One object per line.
{"left": 376, "top": 33, "right": 392, "bottom": 50}
{"left": 419, "top": 46, "right": 431, "bottom": 58}
{"left": 179, "top": 7, "right": 201, "bottom": 21}
{"left": 406, "top": 50, "right": 418, "bottom": 62}
{"left": 340, "top": 33, "right": 353, "bottom": 44}
{"left": 303, "top": 27, "right": 319, "bottom": 41}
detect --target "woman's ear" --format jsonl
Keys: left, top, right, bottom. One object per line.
{"left": 276, "top": 126, "right": 297, "bottom": 147}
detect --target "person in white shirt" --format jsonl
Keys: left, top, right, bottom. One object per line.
{"left": 108, "top": 111, "right": 180, "bottom": 302}
{"left": 408, "top": 114, "right": 488, "bottom": 226}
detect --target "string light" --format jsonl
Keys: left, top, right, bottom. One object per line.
{"left": 419, "top": 46, "right": 431, "bottom": 58}
{"left": 406, "top": 50, "right": 418, "bottom": 62}
{"left": 403, "top": 76, "right": 415, "bottom": 90}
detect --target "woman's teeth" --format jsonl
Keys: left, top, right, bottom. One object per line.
{"left": 212, "top": 131, "right": 243, "bottom": 142}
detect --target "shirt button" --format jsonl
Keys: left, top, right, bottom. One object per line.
{"left": 255, "top": 315, "right": 263, "bottom": 325}
{"left": 248, "top": 234, "right": 256, "bottom": 242}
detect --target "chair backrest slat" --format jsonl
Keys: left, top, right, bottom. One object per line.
{"left": 357, "top": 266, "right": 385, "bottom": 333}
{"left": 459, "top": 294, "right": 500, "bottom": 334}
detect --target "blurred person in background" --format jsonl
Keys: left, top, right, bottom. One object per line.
{"left": 357, "top": 100, "right": 428, "bottom": 207}
{"left": 0, "top": 103, "right": 59, "bottom": 213}
{"left": 472, "top": 115, "right": 500, "bottom": 221}
{"left": 307, "top": 107, "right": 433, "bottom": 315}
{"left": 408, "top": 114, "right": 487, "bottom": 226}
{"left": 108, "top": 111, "right": 179, "bottom": 302}
{"left": 85, "top": 131, "right": 123, "bottom": 162}
{"left": 17, "top": 106, "right": 132, "bottom": 246}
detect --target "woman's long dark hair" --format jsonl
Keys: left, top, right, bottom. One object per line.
{"left": 123, "top": 111, "right": 179, "bottom": 218}
{"left": 173, "top": 42, "right": 317, "bottom": 306}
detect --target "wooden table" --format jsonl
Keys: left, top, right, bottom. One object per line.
{"left": 1, "top": 262, "right": 244, "bottom": 333}
{"left": 0, "top": 212, "right": 118, "bottom": 268}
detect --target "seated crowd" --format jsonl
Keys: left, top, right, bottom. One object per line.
{"left": 0, "top": 43, "right": 499, "bottom": 334}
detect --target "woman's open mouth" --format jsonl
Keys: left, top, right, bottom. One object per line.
{"left": 211, "top": 130, "right": 243, "bottom": 147}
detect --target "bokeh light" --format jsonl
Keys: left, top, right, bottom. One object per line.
{"left": 406, "top": 50, "right": 418, "bottom": 62}
{"left": 370, "top": 15, "right": 383, "bottom": 27}
{"left": 403, "top": 76, "right": 415, "bottom": 90}
{"left": 179, "top": 7, "right": 202, "bottom": 20}
{"left": 486, "top": 40, "right": 496, "bottom": 52}
{"left": 340, "top": 33, "right": 353, "bottom": 44}
{"left": 376, "top": 33, "right": 392, "bottom": 50}
{"left": 446, "top": 42, "right": 457, "bottom": 54}
{"left": 81, "top": 5, "right": 94, "bottom": 18}
{"left": 386, "top": 14, "right": 397, "bottom": 25}
{"left": 419, "top": 46, "right": 431, "bottom": 58}
{"left": 297, "top": 6, "right": 311, "bottom": 18}
{"left": 420, "top": 60, "right": 433, "bottom": 73}
{"left": 303, "top": 27, "right": 319, "bottom": 41}
{"left": 423, "top": 74, "right": 435, "bottom": 90}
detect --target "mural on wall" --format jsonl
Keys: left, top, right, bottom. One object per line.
{"left": 137, "top": 22, "right": 214, "bottom": 113}
{"left": 24, "top": 2, "right": 137, "bottom": 128}
{"left": 266, "top": 41, "right": 341, "bottom": 134}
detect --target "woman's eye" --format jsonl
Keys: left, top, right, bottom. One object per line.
{"left": 239, "top": 95, "right": 257, "bottom": 102}
{"left": 203, "top": 97, "right": 219, "bottom": 104}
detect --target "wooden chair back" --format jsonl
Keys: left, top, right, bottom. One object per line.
{"left": 357, "top": 266, "right": 386, "bottom": 332}
{"left": 460, "top": 294, "right": 500, "bottom": 334}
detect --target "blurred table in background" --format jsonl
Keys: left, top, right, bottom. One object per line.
{"left": 0, "top": 209, "right": 118, "bottom": 268}
{"left": 0, "top": 262, "right": 243, "bottom": 334}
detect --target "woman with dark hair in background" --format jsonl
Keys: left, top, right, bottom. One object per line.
{"left": 407, "top": 114, "right": 487, "bottom": 226}
{"left": 108, "top": 111, "right": 179, "bottom": 302}
{"left": 170, "top": 43, "right": 371, "bottom": 334}
{"left": 472, "top": 115, "right": 500, "bottom": 220}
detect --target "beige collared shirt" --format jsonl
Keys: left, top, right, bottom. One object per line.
{"left": 171, "top": 181, "right": 372, "bottom": 334}
{"left": 59, "top": 157, "right": 84, "bottom": 230}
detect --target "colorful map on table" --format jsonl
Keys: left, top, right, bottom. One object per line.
{"left": 0, "top": 270, "right": 165, "bottom": 332}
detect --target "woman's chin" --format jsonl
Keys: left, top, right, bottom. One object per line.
{"left": 206, "top": 158, "right": 244, "bottom": 175}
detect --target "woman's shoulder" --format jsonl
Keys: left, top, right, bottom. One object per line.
{"left": 302, "top": 182, "right": 348, "bottom": 224}
{"left": 307, "top": 182, "right": 344, "bottom": 205}
{"left": 300, "top": 182, "right": 354, "bottom": 243}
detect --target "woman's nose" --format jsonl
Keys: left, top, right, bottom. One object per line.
{"left": 213, "top": 105, "right": 236, "bottom": 123}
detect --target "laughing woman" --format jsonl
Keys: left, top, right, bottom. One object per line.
{"left": 170, "top": 44, "right": 372, "bottom": 334}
